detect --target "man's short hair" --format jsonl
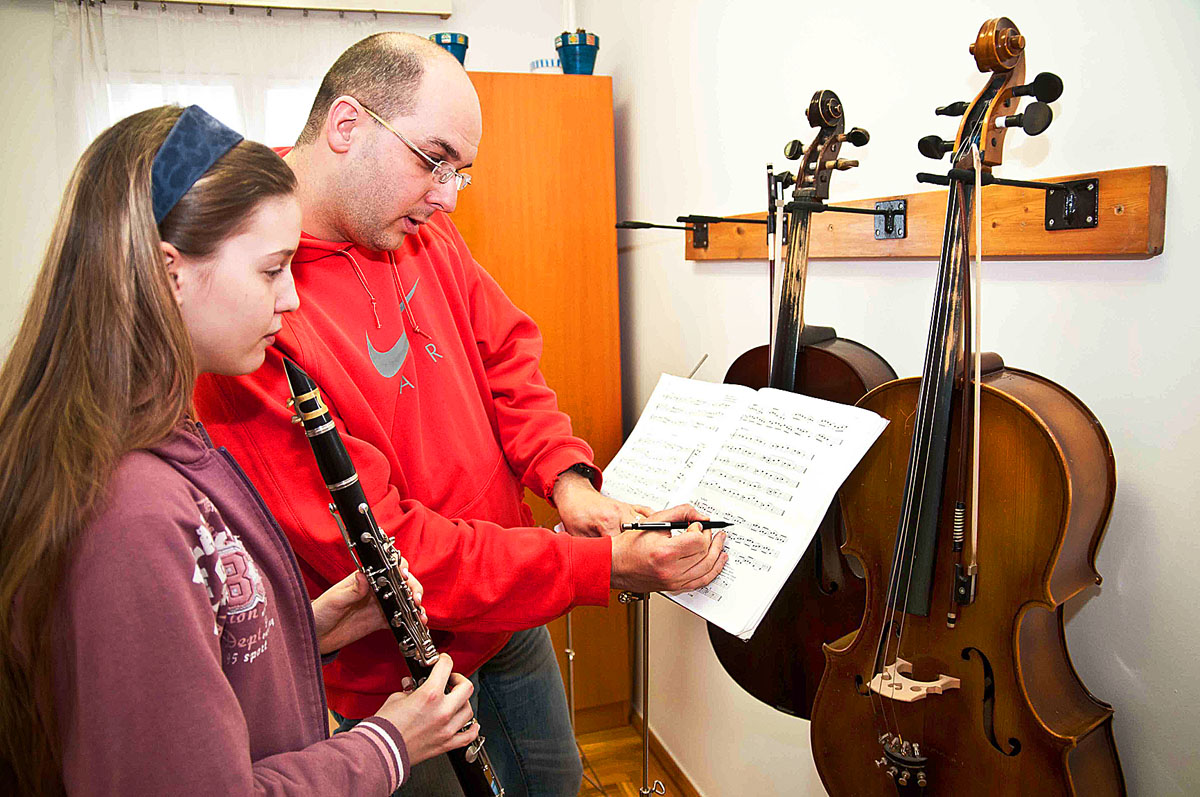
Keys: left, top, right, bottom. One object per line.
{"left": 296, "top": 32, "right": 439, "bottom": 146}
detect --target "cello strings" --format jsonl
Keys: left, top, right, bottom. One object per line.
{"left": 869, "top": 174, "right": 960, "bottom": 712}
{"left": 890, "top": 185, "right": 967, "bottom": 685}
{"left": 885, "top": 182, "right": 970, "bottom": 743}
{"left": 866, "top": 210, "right": 945, "bottom": 733}
{"left": 881, "top": 118, "right": 982, "bottom": 737}
{"left": 887, "top": 178, "right": 964, "bottom": 632}
{"left": 773, "top": 209, "right": 806, "bottom": 385}
{"left": 870, "top": 178, "right": 964, "bottom": 737}
{"left": 795, "top": 212, "right": 812, "bottom": 360}
{"left": 892, "top": 137, "right": 975, "bottom": 638}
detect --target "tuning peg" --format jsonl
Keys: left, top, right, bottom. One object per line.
{"left": 838, "top": 127, "right": 870, "bottom": 147}
{"left": 776, "top": 171, "right": 796, "bottom": 190}
{"left": 784, "top": 139, "right": 805, "bottom": 160}
{"left": 936, "top": 101, "right": 969, "bottom": 117}
{"left": 823, "top": 159, "right": 858, "bottom": 171}
{"left": 918, "top": 135, "right": 954, "bottom": 160}
{"left": 1012, "top": 72, "right": 1063, "bottom": 103}
{"left": 995, "top": 101, "right": 1053, "bottom": 136}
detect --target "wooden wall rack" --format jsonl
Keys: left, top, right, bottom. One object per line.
{"left": 683, "top": 165, "right": 1165, "bottom": 261}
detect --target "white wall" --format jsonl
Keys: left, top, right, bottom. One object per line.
{"left": 584, "top": 0, "right": 1200, "bottom": 795}
{"left": 0, "top": 1, "right": 58, "bottom": 352}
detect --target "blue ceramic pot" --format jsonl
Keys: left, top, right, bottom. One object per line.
{"left": 555, "top": 30, "right": 599, "bottom": 75}
{"left": 429, "top": 32, "right": 468, "bottom": 66}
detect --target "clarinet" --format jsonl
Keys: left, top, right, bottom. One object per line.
{"left": 284, "top": 357, "right": 504, "bottom": 797}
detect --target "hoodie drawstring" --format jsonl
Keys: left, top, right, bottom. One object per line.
{"left": 334, "top": 247, "right": 430, "bottom": 339}
{"left": 337, "top": 249, "right": 382, "bottom": 329}
{"left": 388, "top": 250, "right": 430, "bottom": 339}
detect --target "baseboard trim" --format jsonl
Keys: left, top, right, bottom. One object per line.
{"left": 630, "top": 709, "right": 704, "bottom": 797}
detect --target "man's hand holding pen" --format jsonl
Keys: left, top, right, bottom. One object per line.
{"left": 621, "top": 520, "right": 733, "bottom": 531}
{"left": 609, "top": 503, "right": 728, "bottom": 594}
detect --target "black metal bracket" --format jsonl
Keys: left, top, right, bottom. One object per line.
{"left": 917, "top": 169, "right": 1072, "bottom": 192}
{"left": 615, "top": 218, "right": 710, "bottom": 249}
{"left": 677, "top": 214, "right": 769, "bottom": 250}
{"left": 614, "top": 221, "right": 689, "bottom": 231}
{"left": 619, "top": 200, "right": 906, "bottom": 251}
{"left": 613, "top": 214, "right": 771, "bottom": 250}
{"left": 916, "top": 169, "right": 1101, "bottom": 235}
{"left": 874, "top": 199, "right": 907, "bottom": 239}
{"left": 783, "top": 200, "right": 903, "bottom": 220}
{"left": 676, "top": 214, "right": 768, "bottom": 226}
{"left": 1045, "top": 179, "right": 1099, "bottom": 231}
{"left": 784, "top": 199, "right": 907, "bottom": 243}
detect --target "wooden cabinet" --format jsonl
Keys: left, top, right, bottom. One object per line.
{"left": 454, "top": 72, "right": 629, "bottom": 732}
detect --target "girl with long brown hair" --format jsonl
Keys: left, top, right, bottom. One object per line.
{"left": 0, "top": 105, "right": 476, "bottom": 795}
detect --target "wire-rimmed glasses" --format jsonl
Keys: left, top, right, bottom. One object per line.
{"left": 360, "top": 103, "right": 472, "bottom": 191}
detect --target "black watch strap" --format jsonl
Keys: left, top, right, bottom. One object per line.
{"left": 565, "top": 462, "right": 599, "bottom": 482}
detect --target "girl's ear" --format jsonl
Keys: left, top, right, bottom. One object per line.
{"left": 160, "top": 241, "right": 184, "bottom": 306}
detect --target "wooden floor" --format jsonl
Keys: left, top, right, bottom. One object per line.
{"left": 576, "top": 725, "right": 686, "bottom": 797}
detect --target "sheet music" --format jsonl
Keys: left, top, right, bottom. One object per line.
{"left": 600, "top": 375, "right": 754, "bottom": 509}
{"left": 603, "top": 374, "right": 888, "bottom": 640}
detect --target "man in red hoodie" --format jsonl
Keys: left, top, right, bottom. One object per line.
{"left": 195, "top": 32, "right": 727, "bottom": 796}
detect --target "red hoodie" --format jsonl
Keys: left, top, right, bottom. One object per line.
{"left": 194, "top": 211, "right": 613, "bottom": 718}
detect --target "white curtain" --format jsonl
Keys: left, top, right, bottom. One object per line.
{"left": 51, "top": 0, "right": 439, "bottom": 178}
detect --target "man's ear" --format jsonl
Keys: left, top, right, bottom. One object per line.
{"left": 160, "top": 241, "right": 185, "bottom": 306}
{"left": 326, "top": 96, "right": 362, "bottom": 155}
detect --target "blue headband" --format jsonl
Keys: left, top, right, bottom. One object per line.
{"left": 150, "top": 105, "right": 244, "bottom": 224}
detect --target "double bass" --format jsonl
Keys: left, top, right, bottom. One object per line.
{"left": 708, "top": 90, "right": 897, "bottom": 718}
{"left": 811, "top": 18, "right": 1124, "bottom": 794}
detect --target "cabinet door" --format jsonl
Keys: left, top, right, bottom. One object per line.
{"left": 454, "top": 72, "right": 629, "bottom": 731}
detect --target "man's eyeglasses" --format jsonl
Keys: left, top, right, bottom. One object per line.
{"left": 360, "top": 104, "right": 472, "bottom": 191}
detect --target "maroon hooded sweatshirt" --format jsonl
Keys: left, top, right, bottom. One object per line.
{"left": 52, "top": 421, "right": 409, "bottom": 795}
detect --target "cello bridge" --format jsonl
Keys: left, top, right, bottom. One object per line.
{"left": 869, "top": 658, "right": 961, "bottom": 703}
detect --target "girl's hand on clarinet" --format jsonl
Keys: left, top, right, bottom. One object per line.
{"left": 311, "top": 563, "right": 425, "bottom": 655}
{"left": 376, "top": 654, "right": 479, "bottom": 765}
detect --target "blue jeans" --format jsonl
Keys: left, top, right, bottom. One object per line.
{"left": 333, "top": 626, "right": 582, "bottom": 797}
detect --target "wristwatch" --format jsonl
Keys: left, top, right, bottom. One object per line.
{"left": 550, "top": 462, "right": 598, "bottom": 503}
{"left": 563, "top": 462, "right": 598, "bottom": 483}
{"left": 549, "top": 463, "right": 595, "bottom": 506}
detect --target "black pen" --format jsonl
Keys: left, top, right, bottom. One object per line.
{"left": 620, "top": 521, "right": 733, "bottom": 531}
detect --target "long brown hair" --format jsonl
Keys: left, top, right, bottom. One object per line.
{"left": 0, "top": 106, "right": 295, "bottom": 794}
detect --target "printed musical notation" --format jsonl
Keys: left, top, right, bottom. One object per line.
{"left": 602, "top": 375, "right": 889, "bottom": 640}
{"left": 601, "top": 436, "right": 697, "bottom": 508}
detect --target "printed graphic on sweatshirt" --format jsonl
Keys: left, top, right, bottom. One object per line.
{"left": 218, "top": 538, "right": 266, "bottom": 617}
{"left": 367, "top": 329, "right": 409, "bottom": 378}
{"left": 188, "top": 497, "right": 273, "bottom": 666}
{"left": 366, "top": 278, "right": 421, "bottom": 379}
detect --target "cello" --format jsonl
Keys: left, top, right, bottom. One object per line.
{"left": 708, "top": 90, "right": 897, "bottom": 719}
{"left": 810, "top": 18, "right": 1124, "bottom": 795}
